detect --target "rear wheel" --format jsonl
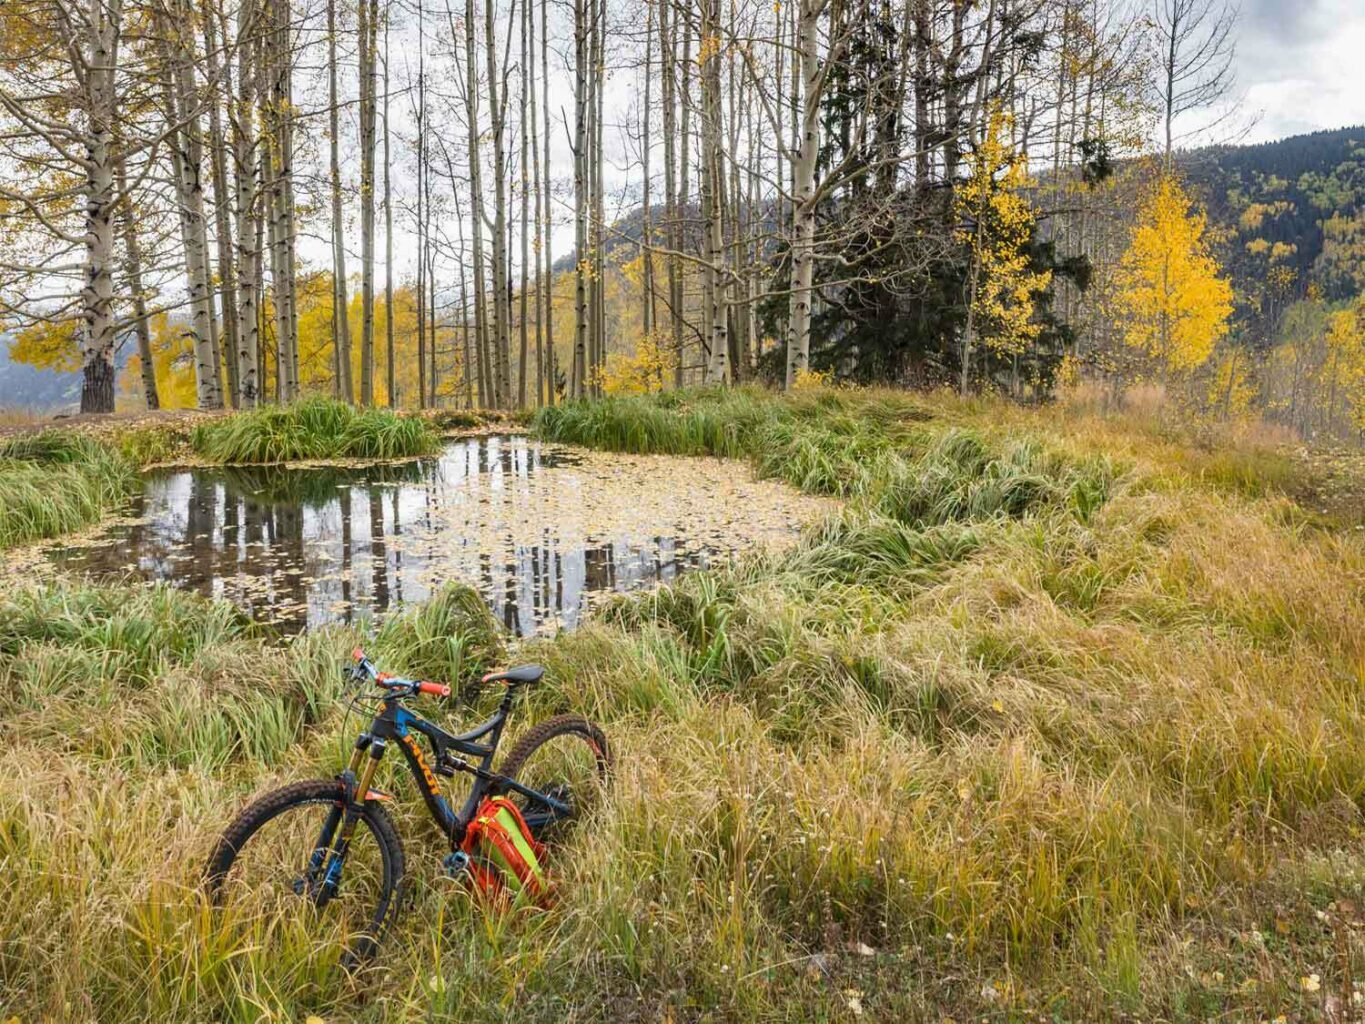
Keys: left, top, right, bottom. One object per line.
{"left": 204, "top": 779, "right": 405, "bottom": 965}
{"left": 498, "top": 715, "right": 611, "bottom": 842}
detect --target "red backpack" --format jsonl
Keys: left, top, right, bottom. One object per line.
{"left": 459, "top": 796, "right": 551, "bottom": 904}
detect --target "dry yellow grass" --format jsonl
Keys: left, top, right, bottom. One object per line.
{"left": 2, "top": 387, "right": 1364, "bottom": 1021}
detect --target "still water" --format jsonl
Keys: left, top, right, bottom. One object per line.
{"left": 41, "top": 436, "right": 830, "bottom": 636}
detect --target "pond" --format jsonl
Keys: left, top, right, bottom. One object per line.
{"left": 33, "top": 436, "right": 832, "bottom": 636}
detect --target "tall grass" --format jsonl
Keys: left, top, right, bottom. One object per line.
{"left": 191, "top": 397, "right": 438, "bottom": 464}
{"left": 0, "top": 430, "right": 137, "bottom": 547}
{"left": 4, "top": 389, "right": 1365, "bottom": 1020}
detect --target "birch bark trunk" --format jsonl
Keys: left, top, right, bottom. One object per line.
{"left": 485, "top": 0, "right": 511, "bottom": 408}
{"left": 160, "top": 12, "right": 223, "bottom": 410}
{"left": 327, "top": 0, "right": 354, "bottom": 402}
{"left": 464, "top": 0, "right": 491, "bottom": 407}
{"left": 540, "top": 0, "right": 554, "bottom": 403}
{"left": 517, "top": 0, "right": 530, "bottom": 408}
{"left": 572, "top": 0, "right": 588, "bottom": 397}
{"left": 785, "top": 0, "right": 821, "bottom": 388}
{"left": 233, "top": 0, "right": 262, "bottom": 406}
{"left": 359, "top": 0, "right": 378, "bottom": 405}
{"left": 699, "top": 0, "right": 728, "bottom": 384}
{"left": 78, "top": 0, "right": 122, "bottom": 413}
{"left": 383, "top": 4, "right": 395, "bottom": 405}
{"left": 529, "top": 0, "right": 544, "bottom": 406}
{"left": 115, "top": 157, "right": 159, "bottom": 410}
{"left": 201, "top": 1, "right": 239, "bottom": 406}
{"left": 659, "top": 0, "right": 682, "bottom": 386}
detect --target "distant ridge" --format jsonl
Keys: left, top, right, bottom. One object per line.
{"left": 0, "top": 334, "right": 82, "bottom": 413}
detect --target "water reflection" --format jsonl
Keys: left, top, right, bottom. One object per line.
{"left": 45, "top": 436, "right": 806, "bottom": 636}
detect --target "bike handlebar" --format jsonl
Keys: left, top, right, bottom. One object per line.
{"left": 351, "top": 648, "right": 451, "bottom": 699}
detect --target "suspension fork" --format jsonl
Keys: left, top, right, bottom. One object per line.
{"left": 305, "top": 733, "right": 373, "bottom": 883}
{"left": 316, "top": 737, "right": 386, "bottom": 904}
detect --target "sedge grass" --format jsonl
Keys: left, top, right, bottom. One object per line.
{"left": 3, "top": 389, "right": 1365, "bottom": 1020}
{"left": 0, "top": 430, "right": 137, "bottom": 547}
{"left": 191, "top": 397, "right": 439, "bottom": 464}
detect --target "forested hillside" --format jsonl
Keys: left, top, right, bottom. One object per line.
{"left": 1184, "top": 127, "right": 1365, "bottom": 315}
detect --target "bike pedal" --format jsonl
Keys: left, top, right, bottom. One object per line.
{"left": 443, "top": 850, "right": 470, "bottom": 878}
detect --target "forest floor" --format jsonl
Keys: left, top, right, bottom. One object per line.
{"left": 1282, "top": 445, "right": 1365, "bottom": 529}
{"left": 0, "top": 405, "right": 223, "bottom": 439}
{"left": 2, "top": 387, "right": 1364, "bottom": 1022}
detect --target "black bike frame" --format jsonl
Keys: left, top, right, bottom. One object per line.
{"left": 342, "top": 684, "right": 571, "bottom": 848}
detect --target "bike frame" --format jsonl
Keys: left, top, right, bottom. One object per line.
{"left": 307, "top": 672, "right": 571, "bottom": 901}
{"left": 347, "top": 684, "right": 571, "bottom": 845}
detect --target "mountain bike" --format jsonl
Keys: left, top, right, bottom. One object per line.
{"left": 204, "top": 648, "right": 611, "bottom": 962}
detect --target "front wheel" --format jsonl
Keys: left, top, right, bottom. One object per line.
{"left": 499, "top": 715, "right": 612, "bottom": 843}
{"left": 204, "top": 779, "right": 405, "bottom": 965}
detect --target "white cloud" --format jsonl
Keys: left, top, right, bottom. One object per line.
{"left": 1236, "top": 0, "right": 1365, "bottom": 141}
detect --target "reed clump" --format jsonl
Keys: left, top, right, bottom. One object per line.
{"left": 0, "top": 430, "right": 138, "bottom": 547}
{"left": 191, "top": 397, "right": 439, "bottom": 464}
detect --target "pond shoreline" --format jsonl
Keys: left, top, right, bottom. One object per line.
{"left": 14, "top": 434, "right": 837, "bottom": 638}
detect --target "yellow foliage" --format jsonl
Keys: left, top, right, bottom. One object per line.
{"left": 1326, "top": 300, "right": 1365, "bottom": 430}
{"left": 8, "top": 320, "right": 81, "bottom": 372}
{"left": 791, "top": 367, "right": 834, "bottom": 390}
{"left": 1115, "top": 175, "right": 1234, "bottom": 374}
{"left": 1055, "top": 353, "right": 1082, "bottom": 392}
{"left": 1236, "top": 200, "right": 1294, "bottom": 233}
{"left": 597, "top": 332, "right": 675, "bottom": 396}
{"left": 955, "top": 109, "right": 1052, "bottom": 357}
{"left": 1318, "top": 211, "right": 1365, "bottom": 294}
{"left": 1204, "top": 349, "right": 1258, "bottom": 418}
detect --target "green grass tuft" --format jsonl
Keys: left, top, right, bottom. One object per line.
{"left": 191, "top": 397, "right": 439, "bottom": 464}
{"left": 0, "top": 430, "right": 137, "bottom": 547}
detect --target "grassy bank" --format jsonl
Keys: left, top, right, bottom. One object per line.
{"left": 3, "top": 388, "right": 1365, "bottom": 1020}
{"left": 190, "top": 398, "right": 438, "bottom": 463}
{"left": 0, "top": 431, "right": 138, "bottom": 547}
{"left": 0, "top": 400, "right": 439, "bottom": 549}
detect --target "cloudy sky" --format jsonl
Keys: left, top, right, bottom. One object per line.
{"left": 1234, "top": 0, "right": 1364, "bottom": 142}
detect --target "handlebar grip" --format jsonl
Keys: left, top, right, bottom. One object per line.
{"left": 418, "top": 680, "right": 451, "bottom": 698}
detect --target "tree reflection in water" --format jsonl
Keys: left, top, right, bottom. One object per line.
{"left": 44, "top": 435, "right": 825, "bottom": 637}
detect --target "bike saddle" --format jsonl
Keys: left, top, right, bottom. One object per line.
{"left": 482, "top": 664, "right": 544, "bottom": 686}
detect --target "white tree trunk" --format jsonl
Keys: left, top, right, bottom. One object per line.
{"left": 572, "top": 0, "right": 588, "bottom": 397}
{"left": 159, "top": 13, "right": 223, "bottom": 411}
{"left": 328, "top": 0, "right": 353, "bottom": 402}
{"left": 233, "top": 0, "right": 261, "bottom": 407}
{"left": 465, "top": 0, "right": 491, "bottom": 407}
{"left": 359, "top": 0, "right": 378, "bottom": 406}
{"left": 700, "top": 0, "right": 728, "bottom": 384}
{"left": 785, "top": 0, "right": 821, "bottom": 389}
{"left": 78, "top": 0, "right": 122, "bottom": 414}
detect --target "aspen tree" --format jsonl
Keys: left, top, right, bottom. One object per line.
{"left": 327, "top": 0, "right": 353, "bottom": 402}
{"left": 383, "top": 2, "right": 395, "bottom": 406}
{"left": 517, "top": 0, "right": 530, "bottom": 408}
{"left": 572, "top": 0, "right": 589, "bottom": 397}
{"left": 359, "top": 0, "right": 379, "bottom": 406}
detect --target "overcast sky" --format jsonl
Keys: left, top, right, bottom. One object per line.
{"left": 1234, "top": 0, "right": 1364, "bottom": 142}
